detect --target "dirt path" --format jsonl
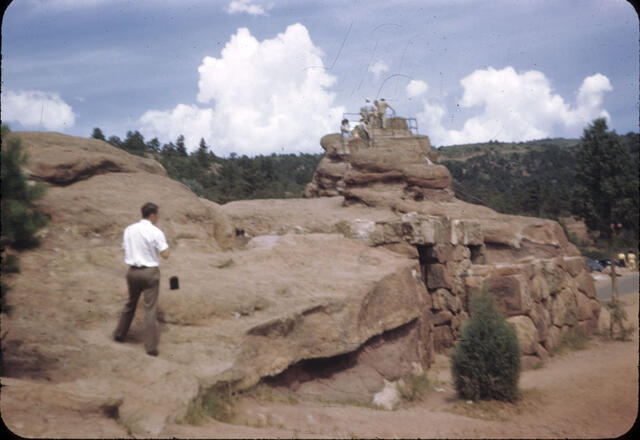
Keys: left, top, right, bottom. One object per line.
{"left": 163, "top": 296, "right": 638, "bottom": 439}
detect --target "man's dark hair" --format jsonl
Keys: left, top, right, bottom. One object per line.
{"left": 141, "top": 202, "right": 159, "bottom": 218}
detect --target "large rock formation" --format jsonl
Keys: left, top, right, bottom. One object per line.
{"left": 229, "top": 118, "right": 599, "bottom": 366}
{"left": 1, "top": 127, "right": 599, "bottom": 437}
{"left": 304, "top": 118, "right": 450, "bottom": 205}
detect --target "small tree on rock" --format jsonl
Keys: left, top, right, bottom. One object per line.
{"left": 450, "top": 288, "right": 521, "bottom": 402}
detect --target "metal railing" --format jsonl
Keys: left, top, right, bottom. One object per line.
{"left": 341, "top": 113, "right": 419, "bottom": 135}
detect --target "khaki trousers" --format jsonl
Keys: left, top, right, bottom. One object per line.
{"left": 113, "top": 267, "right": 160, "bottom": 353}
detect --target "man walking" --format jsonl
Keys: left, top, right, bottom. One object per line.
{"left": 113, "top": 202, "right": 169, "bottom": 356}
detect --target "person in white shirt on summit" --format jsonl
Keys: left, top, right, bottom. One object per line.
{"left": 113, "top": 202, "right": 169, "bottom": 356}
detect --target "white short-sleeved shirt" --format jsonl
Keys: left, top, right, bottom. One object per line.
{"left": 122, "top": 219, "right": 169, "bottom": 267}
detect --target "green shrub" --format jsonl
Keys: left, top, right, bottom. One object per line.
{"left": 184, "top": 382, "right": 236, "bottom": 425}
{"left": 398, "top": 372, "right": 430, "bottom": 402}
{"left": 450, "top": 289, "right": 521, "bottom": 402}
{"left": 606, "top": 300, "right": 635, "bottom": 341}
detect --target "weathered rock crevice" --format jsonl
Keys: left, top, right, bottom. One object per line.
{"left": 31, "top": 158, "right": 126, "bottom": 186}
{"left": 258, "top": 318, "right": 424, "bottom": 403}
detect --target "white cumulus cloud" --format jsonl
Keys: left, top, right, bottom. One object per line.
{"left": 416, "top": 67, "right": 612, "bottom": 146}
{"left": 406, "top": 80, "right": 428, "bottom": 98}
{"left": 139, "top": 24, "right": 345, "bottom": 155}
{"left": 369, "top": 60, "right": 389, "bottom": 79}
{"left": 138, "top": 104, "right": 214, "bottom": 149}
{"left": 1, "top": 90, "right": 76, "bottom": 131}
{"left": 226, "top": 0, "right": 269, "bottom": 16}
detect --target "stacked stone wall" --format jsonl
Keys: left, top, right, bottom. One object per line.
{"left": 398, "top": 212, "right": 599, "bottom": 366}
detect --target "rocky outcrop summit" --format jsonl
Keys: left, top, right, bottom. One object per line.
{"left": 304, "top": 118, "right": 449, "bottom": 205}
{"left": 1, "top": 127, "right": 599, "bottom": 437}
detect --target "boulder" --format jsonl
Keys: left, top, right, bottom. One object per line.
{"left": 544, "top": 325, "right": 562, "bottom": 351}
{"left": 464, "top": 276, "right": 485, "bottom": 297}
{"left": 575, "top": 270, "right": 597, "bottom": 299}
{"left": 18, "top": 131, "right": 166, "bottom": 185}
{"left": 542, "top": 260, "right": 566, "bottom": 295}
{"left": 530, "top": 274, "right": 551, "bottom": 302}
{"left": 450, "top": 219, "right": 483, "bottom": 246}
{"left": 575, "top": 291, "right": 595, "bottom": 321}
{"left": 441, "top": 289, "right": 462, "bottom": 313}
{"left": 529, "top": 302, "right": 551, "bottom": 342}
{"left": 550, "top": 288, "right": 578, "bottom": 326}
{"left": 485, "top": 274, "right": 533, "bottom": 316}
{"left": 451, "top": 245, "right": 471, "bottom": 262}
{"left": 507, "top": 315, "right": 539, "bottom": 355}
{"left": 403, "top": 164, "right": 452, "bottom": 189}
{"left": 480, "top": 221, "right": 521, "bottom": 248}
{"left": 315, "top": 157, "right": 351, "bottom": 179}
{"left": 426, "top": 264, "right": 456, "bottom": 290}
{"left": 401, "top": 213, "right": 447, "bottom": 245}
{"left": 564, "top": 256, "right": 587, "bottom": 277}
{"left": 372, "top": 379, "right": 402, "bottom": 410}
{"left": 423, "top": 244, "right": 453, "bottom": 263}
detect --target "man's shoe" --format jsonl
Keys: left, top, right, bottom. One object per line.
{"left": 147, "top": 350, "right": 159, "bottom": 357}
{"left": 114, "top": 336, "right": 125, "bottom": 343}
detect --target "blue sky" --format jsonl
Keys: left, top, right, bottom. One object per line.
{"left": 1, "top": 0, "right": 637, "bottom": 155}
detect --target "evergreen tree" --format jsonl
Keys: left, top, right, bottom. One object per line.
{"left": 1, "top": 125, "right": 49, "bottom": 312}
{"left": 195, "top": 138, "right": 211, "bottom": 168}
{"left": 146, "top": 137, "right": 160, "bottom": 153}
{"left": 91, "top": 127, "right": 106, "bottom": 141}
{"left": 522, "top": 178, "right": 543, "bottom": 217}
{"left": 451, "top": 288, "right": 521, "bottom": 402}
{"left": 572, "top": 118, "right": 638, "bottom": 301}
{"left": 176, "top": 135, "right": 188, "bottom": 157}
{"left": 107, "top": 135, "right": 123, "bottom": 149}
{"left": 122, "top": 130, "right": 147, "bottom": 157}
{"left": 1, "top": 126, "right": 49, "bottom": 250}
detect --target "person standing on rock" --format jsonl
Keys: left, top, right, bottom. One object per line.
{"left": 354, "top": 117, "right": 371, "bottom": 148}
{"left": 113, "top": 202, "right": 169, "bottom": 356}
{"left": 340, "top": 118, "right": 352, "bottom": 155}
{"left": 360, "top": 98, "right": 375, "bottom": 125}
{"left": 375, "top": 98, "right": 395, "bottom": 129}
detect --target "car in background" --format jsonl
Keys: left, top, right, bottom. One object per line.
{"left": 587, "top": 259, "right": 605, "bottom": 272}
{"left": 596, "top": 258, "right": 625, "bottom": 267}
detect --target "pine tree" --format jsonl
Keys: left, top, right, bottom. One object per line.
{"left": 451, "top": 288, "right": 521, "bottom": 402}
{"left": 1, "top": 126, "right": 49, "bottom": 250}
{"left": 1, "top": 125, "right": 49, "bottom": 313}
{"left": 91, "top": 127, "right": 106, "bottom": 141}
{"left": 176, "top": 135, "right": 188, "bottom": 157}
{"left": 572, "top": 118, "right": 638, "bottom": 301}
{"left": 195, "top": 138, "right": 211, "bottom": 168}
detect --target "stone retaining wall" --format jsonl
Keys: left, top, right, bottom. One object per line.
{"left": 397, "top": 212, "right": 600, "bottom": 366}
